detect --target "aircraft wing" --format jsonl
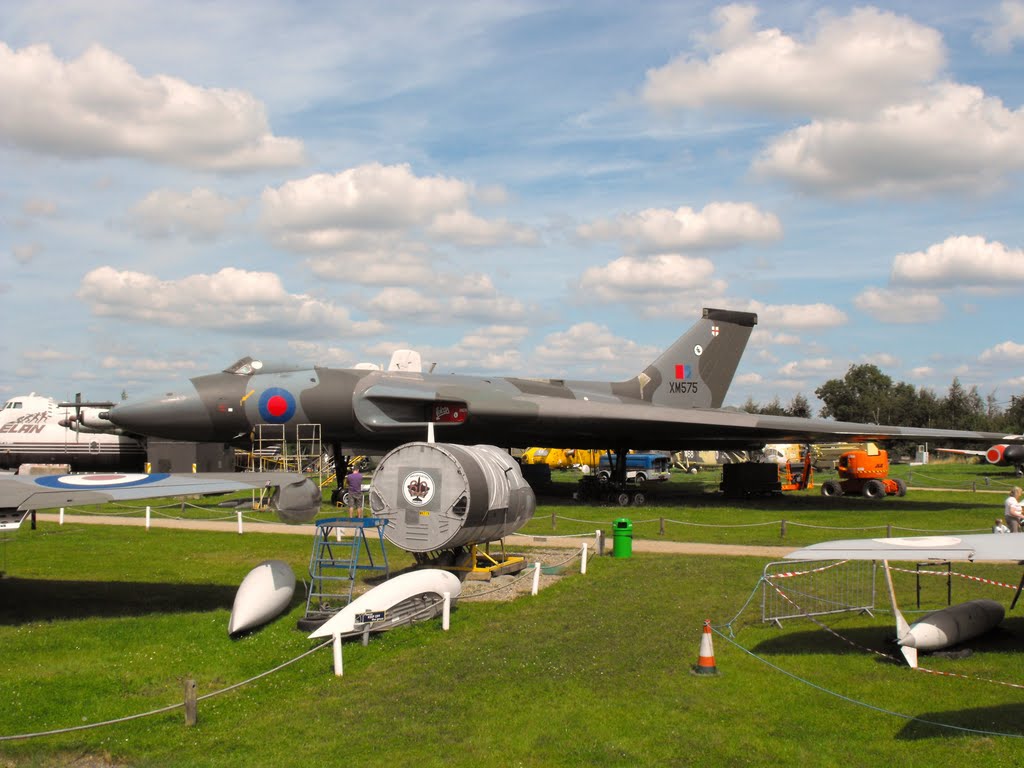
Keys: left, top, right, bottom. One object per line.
{"left": 0, "top": 471, "right": 321, "bottom": 530}
{"left": 499, "top": 395, "right": 1020, "bottom": 449}
{"left": 784, "top": 534, "right": 1024, "bottom": 563}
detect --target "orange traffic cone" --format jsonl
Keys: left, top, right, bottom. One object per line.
{"left": 692, "top": 619, "right": 719, "bottom": 675}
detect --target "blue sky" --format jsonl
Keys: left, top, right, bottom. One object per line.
{"left": 2, "top": 1, "right": 1023, "bottom": 413}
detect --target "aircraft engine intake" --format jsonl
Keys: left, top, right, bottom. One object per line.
{"left": 269, "top": 477, "right": 323, "bottom": 523}
{"left": 1001, "top": 444, "right": 1024, "bottom": 466}
{"left": 986, "top": 444, "right": 1008, "bottom": 464}
{"left": 369, "top": 442, "right": 536, "bottom": 553}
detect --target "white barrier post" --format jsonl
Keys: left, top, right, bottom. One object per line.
{"left": 145, "top": 506, "right": 151, "bottom": 530}
{"left": 594, "top": 529, "right": 601, "bottom": 556}
{"left": 336, "top": 523, "right": 342, "bottom": 541}
{"left": 332, "top": 633, "right": 343, "bottom": 676}
{"left": 237, "top": 510, "right": 243, "bottom": 535}
{"left": 442, "top": 591, "right": 451, "bottom": 631}
{"left": 532, "top": 561, "right": 541, "bottom": 595}
{"left": 59, "top": 507, "right": 64, "bottom": 525}
{"left": 581, "top": 543, "right": 588, "bottom": 574}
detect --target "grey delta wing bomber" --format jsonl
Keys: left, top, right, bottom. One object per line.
{"left": 104, "top": 308, "right": 1023, "bottom": 452}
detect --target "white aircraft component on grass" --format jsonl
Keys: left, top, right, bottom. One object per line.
{"left": 308, "top": 569, "right": 462, "bottom": 639}
{"left": 787, "top": 535, "right": 1018, "bottom": 667}
{"left": 229, "top": 560, "right": 296, "bottom": 636}
{"left": 892, "top": 598, "right": 1005, "bottom": 669}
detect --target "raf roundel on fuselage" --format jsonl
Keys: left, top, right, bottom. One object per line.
{"left": 258, "top": 388, "right": 297, "bottom": 423}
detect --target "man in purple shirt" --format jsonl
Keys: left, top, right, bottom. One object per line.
{"left": 345, "top": 467, "right": 364, "bottom": 517}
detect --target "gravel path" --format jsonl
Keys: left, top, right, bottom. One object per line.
{"left": 32, "top": 513, "right": 796, "bottom": 558}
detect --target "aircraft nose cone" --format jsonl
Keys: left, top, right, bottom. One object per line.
{"left": 107, "top": 393, "right": 217, "bottom": 441}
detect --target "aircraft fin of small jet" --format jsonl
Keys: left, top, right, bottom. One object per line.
{"left": 882, "top": 559, "right": 916, "bottom": 667}
{"left": 900, "top": 645, "right": 918, "bottom": 669}
{"left": 618, "top": 308, "right": 757, "bottom": 408}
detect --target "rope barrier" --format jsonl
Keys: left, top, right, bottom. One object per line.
{"left": 887, "top": 565, "right": 1021, "bottom": 592}
{"left": 0, "top": 641, "right": 332, "bottom": 742}
{"left": 530, "top": 513, "right": 996, "bottom": 540}
{"left": 710, "top": 627, "right": 1024, "bottom": 739}
{"left": 753, "top": 573, "right": 1024, "bottom": 693}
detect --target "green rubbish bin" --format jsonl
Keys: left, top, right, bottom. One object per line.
{"left": 612, "top": 517, "right": 633, "bottom": 558}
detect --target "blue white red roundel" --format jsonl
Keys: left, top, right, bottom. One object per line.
{"left": 257, "top": 388, "right": 296, "bottom": 423}
{"left": 33, "top": 473, "right": 172, "bottom": 489}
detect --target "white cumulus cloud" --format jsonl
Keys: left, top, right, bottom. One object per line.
{"left": 754, "top": 83, "right": 1024, "bottom": 197}
{"left": 976, "top": 1, "right": 1024, "bottom": 53}
{"left": 363, "top": 276, "right": 527, "bottom": 324}
{"left": 77, "top": 266, "right": 370, "bottom": 335}
{"left": 400, "top": 325, "right": 531, "bottom": 372}
{"left": 643, "top": 5, "right": 943, "bottom": 117}
{"left": 262, "top": 163, "right": 534, "bottom": 253}
{"left": 127, "top": 188, "right": 247, "bottom": 241}
{"left": 747, "top": 301, "right": 847, "bottom": 329}
{"left": 579, "top": 254, "right": 726, "bottom": 304}
{"left": 891, "top": 235, "right": 1024, "bottom": 288}
{"left": 534, "top": 323, "right": 659, "bottom": 372}
{"left": 428, "top": 210, "right": 536, "bottom": 247}
{"left": 980, "top": 340, "right": 1024, "bottom": 363}
{"left": 306, "top": 249, "right": 437, "bottom": 285}
{"left": 0, "top": 43, "right": 303, "bottom": 171}
{"left": 779, "top": 357, "right": 834, "bottom": 377}
{"left": 578, "top": 202, "right": 781, "bottom": 251}
{"left": 853, "top": 287, "right": 944, "bottom": 323}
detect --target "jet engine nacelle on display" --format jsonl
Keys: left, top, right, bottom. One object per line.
{"left": 368, "top": 442, "right": 536, "bottom": 553}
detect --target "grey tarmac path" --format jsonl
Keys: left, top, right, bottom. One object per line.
{"left": 33, "top": 513, "right": 797, "bottom": 558}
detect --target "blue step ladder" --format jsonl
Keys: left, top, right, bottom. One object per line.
{"left": 303, "top": 517, "right": 390, "bottom": 620}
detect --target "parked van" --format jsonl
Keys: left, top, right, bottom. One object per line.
{"left": 597, "top": 452, "right": 672, "bottom": 484}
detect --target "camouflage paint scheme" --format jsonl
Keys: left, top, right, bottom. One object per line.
{"left": 105, "top": 308, "right": 1022, "bottom": 452}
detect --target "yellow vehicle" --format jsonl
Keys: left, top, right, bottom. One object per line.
{"left": 521, "top": 447, "right": 604, "bottom": 470}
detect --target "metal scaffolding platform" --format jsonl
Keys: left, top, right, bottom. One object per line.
{"left": 242, "top": 423, "right": 325, "bottom": 485}
{"left": 303, "top": 516, "right": 390, "bottom": 622}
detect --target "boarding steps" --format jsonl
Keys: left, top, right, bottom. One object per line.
{"left": 301, "top": 516, "right": 390, "bottom": 628}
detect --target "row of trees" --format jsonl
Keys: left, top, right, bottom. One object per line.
{"left": 741, "top": 364, "right": 1024, "bottom": 435}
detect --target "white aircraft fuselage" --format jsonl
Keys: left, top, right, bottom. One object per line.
{"left": 0, "top": 394, "right": 145, "bottom": 472}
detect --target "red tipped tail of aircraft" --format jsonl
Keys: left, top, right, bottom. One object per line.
{"left": 692, "top": 619, "right": 719, "bottom": 675}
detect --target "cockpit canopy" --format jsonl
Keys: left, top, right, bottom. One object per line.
{"left": 222, "top": 357, "right": 307, "bottom": 376}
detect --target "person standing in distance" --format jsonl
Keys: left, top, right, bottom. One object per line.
{"left": 1004, "top": 486, "right": 1024, "bottom": 532}
{"left": 346, "top": 465, "right": 364, "bottom": 517}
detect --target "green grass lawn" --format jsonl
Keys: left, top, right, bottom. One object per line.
{"left": 520, "top": 462, "right": 1018, "bottom": 547}
{"left": 3, "top": 473, "right": 1024, "bottom": 766}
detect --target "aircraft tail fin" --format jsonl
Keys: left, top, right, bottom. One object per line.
{"left": 615, "top": 308, "right": 757, "bottom": 408}
{"left": 900, "top": 644, "right": 918, "bottom": 669}
{"left": 882, "top": 559, "right": 918, "bottom": 668}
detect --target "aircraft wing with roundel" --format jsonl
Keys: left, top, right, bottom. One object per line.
{"left": 784, "top": 534, "right": 1024, "bottom": 563}
{"left": 0, "top": 471, "right": 321, "bottom": 530}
